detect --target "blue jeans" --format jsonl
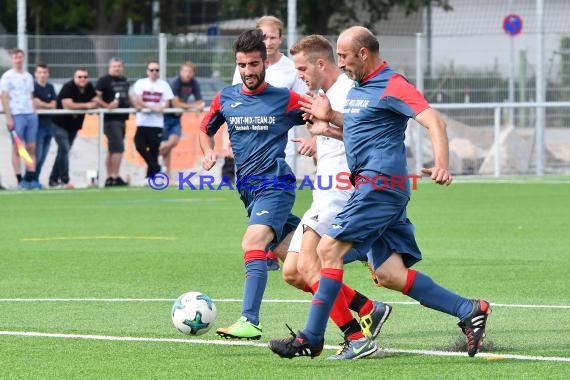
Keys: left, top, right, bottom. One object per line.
{"left": 13, "top": 113, "right": 39, "bottom": 144}
{"left": 36, "top": 121, "right": 53, "bottom": 178}
{"left": 49, "top": 124, "right": 78, "bottom": 184}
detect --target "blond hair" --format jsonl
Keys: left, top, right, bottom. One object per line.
{"left": 290, "top": 35, "right": 335, "bottom": 64}
{"left": 256, "top": 15, "right": 283, "bottom": 37}
{"left": 181, "top": 61, "right": 195, "bottom": 70}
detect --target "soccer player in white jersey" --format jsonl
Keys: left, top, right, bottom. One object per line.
{"left": 279, "top": 35, "right": 392, "bottom": 360}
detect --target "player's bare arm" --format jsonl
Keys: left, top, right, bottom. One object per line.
{"left": 95, "top": 90, "right": 118, "bottom": 109}
{"left": 1, "top": 91, "right": 13, "bottom": 130}
{"left": 150, "top": 100, "right": 167, "bottom": 113}
{"left": 172, "top": 96, "right": 205, "bottom": 111}
{"left": 133, "top": 95, "right": 145, "bottom": 111}
{"left": 416, "top": 108, "right": 453, "bottom": 186}
{"left": 306, "top": 119, "right": 343, "bottom": 141}
{"left": 199, "top": 132, "right": 217, "bottom": 171}
{"left": 290, "top": 135, "right": 317, "bottom": 157}
{"left": 61, "top": 97, "right": 96, "bottom": 110}
{"left": 299, "top": 91, "right": 344, "bottom": 129}
{"left": 33, "top": 96, "right": 56, "bottom": 110}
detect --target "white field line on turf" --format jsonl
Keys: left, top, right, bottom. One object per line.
{"left": 0, "top": 298, "right": 569, "bottom": 309}
{"left": 1, "top": 330, "right": 569, "bottom": 363}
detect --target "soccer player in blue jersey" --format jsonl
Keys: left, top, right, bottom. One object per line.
{"left": 281, "top": 34, "right": 393, "bottom": 360}
{"left": 199, "top": 29, "right": 303, "bottom": 340}
{"left": 269, "top": 26, "right": 490, "bottom": 358}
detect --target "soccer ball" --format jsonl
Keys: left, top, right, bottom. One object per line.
{"left": 171, "top": 292, "right": 217, "bottom": 336}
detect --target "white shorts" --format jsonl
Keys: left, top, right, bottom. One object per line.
{"left": 288, "top": 192, "right": 350, "bottom": 253}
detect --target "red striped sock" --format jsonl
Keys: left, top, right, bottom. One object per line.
{"left": 266, "top": 250, "right": 278, "bottom": 260}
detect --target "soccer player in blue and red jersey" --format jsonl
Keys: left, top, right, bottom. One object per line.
{"left": 199, "top": 29, "right": 303, "bottom": 340}
{"left": 269, "top": 26, "right": 490, "bottom": 358}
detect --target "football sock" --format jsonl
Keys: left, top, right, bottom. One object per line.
{"left": 303, "top": 268, "right": 343, "bottom": 344}
{"left": 16, "top": 173, "right": 22, "bottom": 183}
{"left": 266, "top": 249, "right": 278, "bottom": 261}
{"left": 342, "top": 285, "right": 374, "bottom": 317}
{"left": 310, "top": 281, "right": 364, "bottom": 340}
{"left": 403, "top": 269, "right": 473, "bottom": 321}
{"left": 241, "top": 250, "right": 267, "bottom": 325}
{"left": 341, "top": 319, "right": 364, "bottom": 340}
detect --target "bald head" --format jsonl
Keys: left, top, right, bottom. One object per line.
{"left": 338, "top": 26, "right": 380, "bottom": 56}
{"left": 336, "top": 26, "right": 383, "bottom": 82}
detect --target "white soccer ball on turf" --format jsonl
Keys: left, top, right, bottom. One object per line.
{"left": 171, "top": 291, "right": 217, "bottom": 335}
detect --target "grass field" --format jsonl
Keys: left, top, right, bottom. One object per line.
{"left": 1, "top": 179, "right": 569, "bottom": 379}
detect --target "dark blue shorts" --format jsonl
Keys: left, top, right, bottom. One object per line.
{"left": 327, "top": 180, "right": 422, "bottom": 269}
{"left": 240, "top": 186, "right": 300, "bottom": 246}
{"left": 162, "top": 116, "right": 181, "bottom": 141}
{"left": 343, "top": 248, "right": 368, "bottom": 264}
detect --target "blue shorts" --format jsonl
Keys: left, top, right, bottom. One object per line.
{"left": 343, "top": 248, "right": 368, "bottom": 264}
{"left": 162, "top": 116, "right": 181, "bottom": 141}
{"left": 13, "top": 114, "right": 39, "bottom": 144}
{"left": 240, "top": 186, "right": 300, "bottom": 246}
{"left": 327, "top": 179, "right": 422, "bottom": 270}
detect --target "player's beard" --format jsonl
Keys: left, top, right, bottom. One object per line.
{"left": 241, "top": 69, "right": 266, "bottom": 91}
{"left": 342, "top": 67, "right": 358, "bottom": 81}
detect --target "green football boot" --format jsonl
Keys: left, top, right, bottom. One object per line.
{"left": 216, "top": 316, "right": 262, "bottom": 340}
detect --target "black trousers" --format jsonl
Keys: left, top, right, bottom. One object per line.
{"left": 134, "top": 126, "right": 162, "bottom": 178}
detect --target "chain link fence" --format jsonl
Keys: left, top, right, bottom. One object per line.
{"left": 1, "top": 0, "right": 569, "bottom": 187}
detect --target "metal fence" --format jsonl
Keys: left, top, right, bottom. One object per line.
{"left": 1, "top": 26, "right": 569, "bottom": 187}
{"left": 1, "top": 101, "right": 569, "bottom": 190}
{"left": 1, "top": 30, "right": 569, "bottom": 101}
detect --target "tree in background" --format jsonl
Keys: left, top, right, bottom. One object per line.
{"left": 0, "top": 0, "right": 151, "bottom": 35}
{"left": 219, "top": 0, "right": 452, "bottom": 34}
{"left": 1, "top": 0, "right": 451, "bottom": 35}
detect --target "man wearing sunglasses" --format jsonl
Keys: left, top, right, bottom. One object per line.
{"left": 133, "top": 61, "right": 173, "bottom": 179}
{"left": 49, "top": 67, "right": 99, "bottom": 188}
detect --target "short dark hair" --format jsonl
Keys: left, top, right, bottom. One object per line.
{"left": 74, "top": 67, "right": 89, "bottom": 76}
{"left": 36, "top": 62, "right": 49, "bottom": 70}
{"left": 234, "top": 29, "right": 267, "bottom": 61}
{"left": 146, "top": 60, "right": 159, "bottom": 69}
{"left": 109, "top": 57, "right": 123, "bottom": 65}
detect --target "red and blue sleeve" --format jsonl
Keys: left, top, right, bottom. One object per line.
{"left": 286, "top": 90, "right": 305, "bottom": 124}
{"left": 200, "top": 91, "right": 225, "bottom": 135}
{"left": 381, "top": 74, "right": 430, "bottom": 118}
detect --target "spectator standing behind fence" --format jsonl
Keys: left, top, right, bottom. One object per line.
{"left": 49, "top": 68, "right": 99, "bottom": 188}
{"left": 96, "top": 57, "right": 131, "bottom": 187}
{"left": 161, "top": 61, "right": 205, "bottom": 180}
{"left": 33, "top": 63, "right": 57, "bottom": 188}
{"left": 0, "top": 48, "right": 39, "bottom": 190}
{"left": 133, "top": 60, "right": 173, "bottom": 179}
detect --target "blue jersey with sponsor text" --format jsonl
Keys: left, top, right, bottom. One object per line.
{"left": 201, "top": 82, "right": 304, "bottom": 183}
{"left": 342, "top": 62, "right": 430, "bottom": 196}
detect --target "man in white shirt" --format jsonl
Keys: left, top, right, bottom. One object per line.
{"left": 0, "top": 48, "right": 38, "bottom": 189}
{"left": 133, "top": 60, "right": 174, "bottom": 179}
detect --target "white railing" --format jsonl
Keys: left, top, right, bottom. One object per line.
{"left": 2, "top": 102, "right": 570, "bottom": 188}
{"left": 2, "top": 107, "right": 202, "bottom": 188}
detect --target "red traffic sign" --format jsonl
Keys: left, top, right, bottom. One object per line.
{"left": 503, "top": 14, "right": 523, "bottom": 36}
